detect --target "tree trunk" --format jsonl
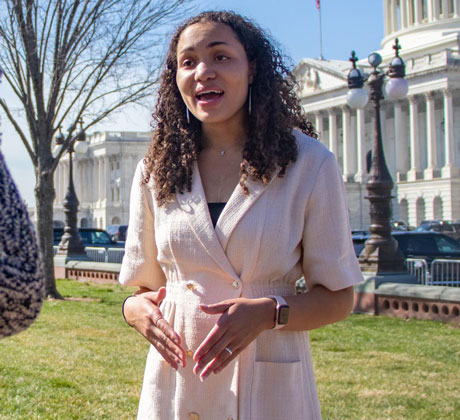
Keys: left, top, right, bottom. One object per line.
{"left": 35, "top": 167, "right": 62, "bottom": 299}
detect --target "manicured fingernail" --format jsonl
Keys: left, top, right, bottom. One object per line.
{"left": 173, "top": 336, "right": 179, "bottom": 344}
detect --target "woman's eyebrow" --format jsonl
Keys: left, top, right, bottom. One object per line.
{"left": 178, "top": 41, "right": 229, "bottom": 55}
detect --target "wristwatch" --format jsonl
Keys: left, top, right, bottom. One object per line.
{"left": 267, "top": 295, "right": 290, "bottom": 330}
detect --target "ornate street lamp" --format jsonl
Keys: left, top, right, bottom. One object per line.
{"left": 346, "top": 39, "right": 409, "bottom": 273}
{"left": 53, "top": 119, "right": 89, "bottom": 259}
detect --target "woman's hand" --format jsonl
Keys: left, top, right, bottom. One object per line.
{"left": 123, "top": 287, "right": 185, "bottom": 369}
{"left": 192, "top": 297, "right": 276, "bottom": 381}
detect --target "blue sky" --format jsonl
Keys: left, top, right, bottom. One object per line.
{"left": 1, "top": 0, "right": 383, "bottom": 205}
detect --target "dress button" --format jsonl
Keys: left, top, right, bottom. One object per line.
{"left": 186, "top": 282, "right": 196, "bottom": 291}
{"left": 188, "top": 412, "right": 199, "bottom": 420}
{"left": 232, "top": 280, "right": 240, "bottom": 289}
{"left": 185, "top": 349, "right": 194, "bottom": 358}
{"left": 227, "top": 417, "right": 234, "bottom": 420}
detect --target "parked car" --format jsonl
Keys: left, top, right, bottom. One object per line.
{"left": 54, "top": 228, "right": 124, "bottom": 249}
{"left": 352, "top": 231, "right": 460, "bottom": 265}
{"left": 106, "top": 224, "right": 128, "bottom": 242}
{"left": 415, "top": 220, "right": 460, "bottom": 241}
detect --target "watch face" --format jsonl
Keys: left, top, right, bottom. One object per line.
{"left": 278, "top": 306, "right": 290, "bottom": 325}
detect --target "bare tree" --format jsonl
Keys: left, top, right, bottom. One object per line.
{"left": 0, "top": 0, "right": 192, "bottom": 297}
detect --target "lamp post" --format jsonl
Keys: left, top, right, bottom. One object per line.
{"left": 346, "top": 39, "right": 409, "bottom": 273}
{"left": 54, "top": 119, "right": 89, "bottom": 259}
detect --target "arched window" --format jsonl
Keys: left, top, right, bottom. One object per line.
{"left": 416, "top": 197, "right": 426, "bottom": 226}
{"left": 433, "top": 196, "right": 443, "bottom": 220}
{"left": 80, "top": 218, "right": 88, "bottom": 228}
{"left": 112, "top": 216, "right": 121, "bottom": 225}
{"left": 399, "top": 199, "right": 409, "bottom": 225}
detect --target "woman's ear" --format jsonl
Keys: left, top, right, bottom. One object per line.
{"left": 249, "top": 60, "right": 256, "bottom": 84}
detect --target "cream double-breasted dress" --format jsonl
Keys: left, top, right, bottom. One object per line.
{"left": 119, "top": 131, "right": 363, "bottom": 420}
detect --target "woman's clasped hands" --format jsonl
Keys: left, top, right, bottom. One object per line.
{"left": 124, "top": 289, "right": 276, "bottom": 380}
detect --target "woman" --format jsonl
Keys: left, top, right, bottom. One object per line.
{"left": 120, "top": 11, "right": 362, "bottom": 420}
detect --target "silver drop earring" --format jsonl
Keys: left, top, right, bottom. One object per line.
{"left": 186, "top": 107, "right": 190, "bottom": 124}
{"left": 248, "top": 85, "right": 252, "bottom": 116}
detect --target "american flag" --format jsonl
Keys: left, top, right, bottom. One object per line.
{"left": 316, "top": 0, "right": 320, "bottom": 10}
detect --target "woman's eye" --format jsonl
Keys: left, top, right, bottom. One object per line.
{"left": 216, "top": 54, "right": 229, "bottom": 62}
{"left": 181, "top": 59, "right": 194, "bottom": 67}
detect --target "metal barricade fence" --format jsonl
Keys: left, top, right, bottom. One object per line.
{"left": 85, "top": 247, "right": 107, "bottom": 262}
{"left": 107, "top": 248, "right": 125, "bottom": 263}
{"left": 405, "top": 258, "right": 428, "bottom": 285}
{"left": 430, "top": 259, "right": 460, "bottom": 287}
{"left": 54, "top": 246, "right": 124, "bottom": 263}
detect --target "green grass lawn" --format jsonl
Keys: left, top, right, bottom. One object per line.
{"left": 0, "top": 280, "right": 459, "bottom": 420}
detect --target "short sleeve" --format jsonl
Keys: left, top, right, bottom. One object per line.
{"left": 119, "top": 161, "right": 166, "bottom": 290}
{"left": 302, "top": 152, "right": 363, "bottom": 291}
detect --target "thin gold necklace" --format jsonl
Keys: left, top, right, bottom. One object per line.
{"left": 206, "top": 142, "right": 242, "bottom": 157}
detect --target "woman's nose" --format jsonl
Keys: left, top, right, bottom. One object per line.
{"left": 195, "top": 61, "right": 216, "bottom": 81}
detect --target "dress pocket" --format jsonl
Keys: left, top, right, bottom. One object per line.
{"left": 250, "top": 360, "right": 307, "bottom": 420}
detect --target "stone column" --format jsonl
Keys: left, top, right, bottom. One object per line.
{"left": 328, "top": 109, "right": 338, "bottom": 158}
{"left": 97, "top": 157, "right": 103, "bottom": 204}
{"left": 384, "top": 0, "right": 391, "bottom": 35}
{"left": 105, "top": 155, "right": 111, "bottom": 205}
{"left": 442, "top": 0, "right": 450, "bottom": 18}
{"left": 424, "top": 91, "right": 439, "bottom": 179}
{"left": 414, "top": 0, "right": 422, "bottom": 24}
{"left": 400, "top": 0, "right": 408, "bottom": 28}
{"left": 390, "top": 0, "right": 398, "bottom": 31}
{"left": 342, "top": 105, "right": 354, "bottom": 181}
{"left": 433, "top": 0, "right": 440, "bottom": 20}
{"left": 315, "top": 112, "right": 324, "bottom": 146}
{"left": 407, "top": 95, "right": 421, "bottom": 181}
{"left": 394, "top": 100, "right": 408, "bottom": 180}
{"left": 354, "top": 108, "right": 366, "bottom": 183}
{"left": 427, "top": 0, "right": 434, "bottom": 21}
{"left": 454, "top": 0, "right": 459, "bottom": 17}
{"left": 441, "top": 89, "right": 459, "bottom": 177}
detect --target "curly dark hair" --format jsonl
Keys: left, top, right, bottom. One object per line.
{"left": 143, "top": 10, "right": 316, "bottom": 205}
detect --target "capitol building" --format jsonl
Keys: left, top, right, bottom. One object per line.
{"left": 294, "top": 0, "right": 460, "bottom": 229}
{"left": 53, "top": 131, "right": 150, "bottom": 229}
{"left": 54, "top": 0, "right": 460, "bottom": 230}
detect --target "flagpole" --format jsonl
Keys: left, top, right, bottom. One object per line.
{"left": 318, "top": 1, "right": 324, "bottom": 60}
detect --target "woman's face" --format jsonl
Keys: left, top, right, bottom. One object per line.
{"left": 176, "top": 21, "right": 254, "bottom": 131}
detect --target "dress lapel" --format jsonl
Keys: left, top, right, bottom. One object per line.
{"left": 177, "top": 161, "right": 276, "bottom": 274}
{"left": 215, "top": 172, "right": 276, "bottom": 251}
{"left": 176, "top": 162, "right": 238, "bottom": 278}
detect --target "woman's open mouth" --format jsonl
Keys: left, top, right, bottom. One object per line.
{"left": 196, "top": 90, "right": 224, "bottom": 103}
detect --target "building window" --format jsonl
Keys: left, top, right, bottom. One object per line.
{"left": 399, "top": 199, "right": 409, "bottom": 225}
{"left": 111, "top": 187, "right": 114, "bottom": 202}
{"left": 433, "top": 196, "right": 443, "bottom": 220}
{"left": 116, "top": 186, "right": 120, "bottom": 202}
{"left": 416, "top": 197, "right": 426, "bottom": 226}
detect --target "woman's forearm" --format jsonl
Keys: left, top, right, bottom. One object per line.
{"left": 262, "top": 285, "right": 354, "bottom": 332}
